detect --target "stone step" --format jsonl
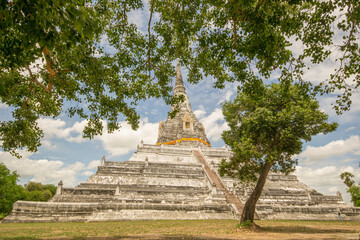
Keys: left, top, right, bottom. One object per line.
{"left": 257, "top": 200, "right": 311, "bottom": 206}
{"left": 10, "top": 201, "right": 232, "bottom": 211}
{"left": 3, "top": 201, "right": 234, "bottom": 223}
{"left": 62, "top": 188, "right": 114, "bottom": 195}
{"left": 52, "top": 195, "right": 227, "bottom": 205}
{"left": 97, "top": 165, "right": 204, "bottom": 175}
{"left": 260, "top": 194, "right": 309, "bottom": 201}
{"left": 193, "top": 150, "right": 249, "bottom": 218}
{"left": 262, "top": 189, "right": 308, "bottom": 195}
{"left": 76, "top": 183, "right": 209, "bottom": 192}
{"left": 86, "top": 175, "right": 206, "bottom": 186}
{"left": 94, "top": 171, "right": 205, "bottom": 179}
{"left": 104, "top": 161, "right": 203, "bottom": 170}
{"left": 63, "top": 186, "right": 209, "bottom": 196}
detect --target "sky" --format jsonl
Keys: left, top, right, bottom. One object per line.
{"left": 1, "top": 2, "right": 359, "bottom": 206}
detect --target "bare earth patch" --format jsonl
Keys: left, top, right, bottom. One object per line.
{"left": 0, "top": 220, "right": 359, "bottom": 240}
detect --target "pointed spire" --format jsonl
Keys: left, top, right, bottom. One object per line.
{"left": 174, "top": 58, "right": 186, "bottom": 95}
{"left": 156, "top": 58, "right": 211, "bottom": 147}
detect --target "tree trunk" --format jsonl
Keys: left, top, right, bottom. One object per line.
{"left": 240, "top": 161, "right": 273, "bottom": 224}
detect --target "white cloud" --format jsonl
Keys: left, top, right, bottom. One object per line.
{"left": 224, "top": 90, "right": 234, "bottom": 101}
{"left": 36, "top": 118, "right": 89, "bottom": 149}
{"left": 345, "top": 126, "right": 356, "bottom": 132}
{"left": 87, "top": 160, "right": 101, "bottom": 169}
{"left": 127, "top": 0, "right": 159, "bottom": 35}
{"left": 302, "top": 60, "right": 338, "bottom": 85}
{"left": 340, "top": 157, "right": 357, "bottom": 163}
{"left": 194, "top": 105, "right": 206, "bottom": 118}
{"left": 37, "top": 118, "right": 68, "bottom": 138}
{"left": 200, "top": 108, "right": 229, "bottom": 142}
{"left": 217, "top": 90, "right": 234, "bottom": 104}
{"left": 295, "top": 165, "right": 360, "bottom": 205}
{"left": 36, "top": 117, "right": 159, "bottom": 157}
{"left": 0, "top": 150, "right": 87, "bottom": 187}
{"left": 42, "top": 140, "right": 57, "bottom": 150}
{"left": 96, "top": 119, "right": 158, "bottom": 157}
{"left": 65, "top": 120, "right": 89, "bottom": 143}
{"left": 81, "top": 171, "right": 94, "bottom": 177}
{"left": 300, "top": 135, "right": 360, "bottom": 164}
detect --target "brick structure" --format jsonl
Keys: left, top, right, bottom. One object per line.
{"left": 157, "top": 60, "right": 210, "bottom": 147}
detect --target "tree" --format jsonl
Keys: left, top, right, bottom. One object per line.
{"left": 219, "top": 80, "right": 338, "bottom": 224}
{"left": 22, "top": 181, "right": 56, "bottom": 202}
{"left": 340, "top": 171, "right": 360, "bottom": 207}
{"left": 0, "top": 0, "right": 175, "bottom": 156}
{"left": 1, "top": 0, "right": 359, "bottom": 155}
{"left": 0, "top": 163, "right": 23, "bottom": 215}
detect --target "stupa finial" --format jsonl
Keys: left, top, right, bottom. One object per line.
{"left": 174, "top": 58, "right": 186, "bottom": 95}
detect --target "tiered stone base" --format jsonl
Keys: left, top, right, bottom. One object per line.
{"left": 3, "top": 155, "right": 236, "bottom": 223}
{"left": 4, "top": 144, "right": 360, "bottom": 222}
{"left": 3, "top": 201, "right": 233, "bottom": 223}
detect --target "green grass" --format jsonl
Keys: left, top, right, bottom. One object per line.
{"left": 0, "top": 220, "right": 359, "bottom": 240}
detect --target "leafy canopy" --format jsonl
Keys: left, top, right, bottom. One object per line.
{"left": 1, "top": 0, "right": 359, "bottom": 155}
{"left": 154, "top": 0, "right": 360, "bottom": 111}
{"left": 219, "top": 80, "right": 338, "bottom": 182}
{"left": 0, "top": 0, "right": 175, "bottom": 156}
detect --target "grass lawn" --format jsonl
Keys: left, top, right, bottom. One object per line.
{"left": 0, "top": 219, "right": 359, "bottom": 240}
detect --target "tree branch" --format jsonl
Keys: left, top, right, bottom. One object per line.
{"left": 147, "top": 0, "right": 155, "bottom": 78}
{"left": 123, "top": 0, "right": 127, "bottom": 28}
{"left": 233, "top": 19, "right": 237, "bottom": 46}
{"left": 42, "top": 46, "right": 55, "bottom": 92}
{"left": 26, "top": 66, "right": 48, "bottom": 92}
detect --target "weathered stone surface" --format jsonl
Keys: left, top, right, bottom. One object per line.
{"left": 156, "top": 60, "right": 210, "bottom": 147}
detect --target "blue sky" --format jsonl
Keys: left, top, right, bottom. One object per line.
{"left": 1, "top": 2, "right": 359, "bottom": 205}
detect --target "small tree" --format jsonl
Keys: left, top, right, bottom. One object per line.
{"left": 219, "top": 80, "right": 338, "bottom": 224}
{"left": 340, "top": 171, "right": 360, "bottom": 207}
{"left": 0, "top": 163, "right": 23, "bottom": 216}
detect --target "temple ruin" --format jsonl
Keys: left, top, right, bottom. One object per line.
{"left": 4, "top": 60, "right": 360, "bottom": 223}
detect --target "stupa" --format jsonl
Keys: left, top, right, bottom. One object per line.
{"left": 4, "top": 61, "right": 360, "bottom": 223}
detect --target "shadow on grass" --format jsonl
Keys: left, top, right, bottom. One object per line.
{"left": 260, "top": 226, "right": 356, "bottom": 234}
